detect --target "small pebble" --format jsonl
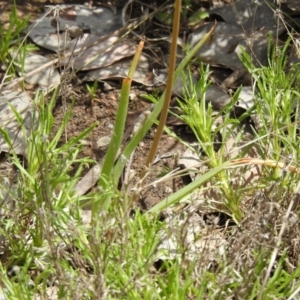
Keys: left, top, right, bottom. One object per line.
{"left": 97, "top": 136, "right": 111, "bottom": 148}
{"left": 0, "top": 291, "right": 6, "bottom": 300}
{"left": 129, "top": 93, "right": 137, "bottom": 100}
{"left": 165, "top": 186, "right": 173, "bottom": 194}
{"left": 7, "top": 265, "right": 20, "bottom": 277}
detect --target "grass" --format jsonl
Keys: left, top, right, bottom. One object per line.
{"left": 1, "top": 0, "right": 300, "bottom": 299}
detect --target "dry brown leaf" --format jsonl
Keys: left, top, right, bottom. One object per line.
{"left": 0, "top": 90, "right": 35, "bottom": 155}
{"left": 28, "top": 5, "right": 123, "bottom": 52}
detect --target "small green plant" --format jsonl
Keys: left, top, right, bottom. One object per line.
{"left": 240, "top": 35, "right": 300, "bottom": 186}
{"left": 86, "top": 81, "right": 99, "bottom": 105}
{"left": 175, "top": 67, "right": 245, "bottom": 220}
{"left": 0, "top": 89, "right": 97, "bottom": 296}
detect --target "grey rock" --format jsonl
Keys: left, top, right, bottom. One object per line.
{"left": 97, "top": 136, "right": 111, "bottom": 149}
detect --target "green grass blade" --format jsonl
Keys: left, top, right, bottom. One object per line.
{"left": 147, "top": 160, "right": 231, "bottom": 214}
{"left": 93, "top": 41, "right": 144, "bottom": 214}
